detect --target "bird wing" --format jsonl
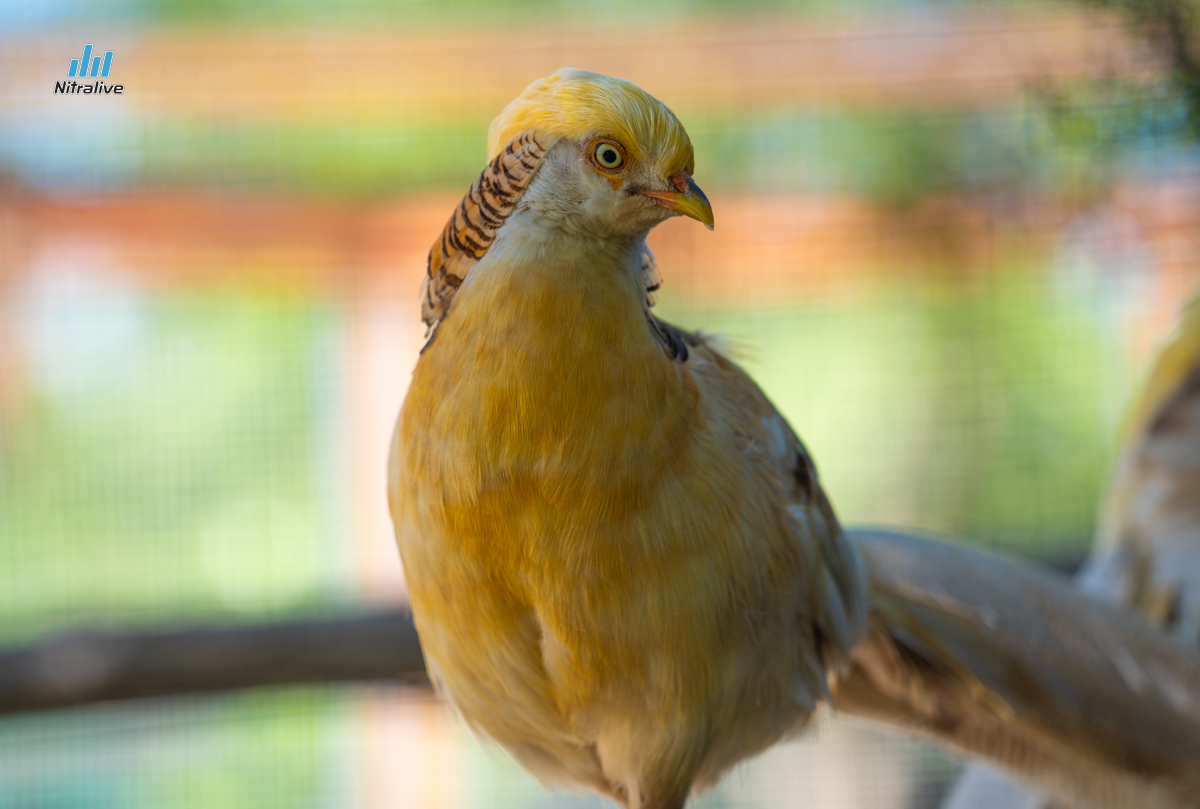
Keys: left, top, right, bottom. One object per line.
{"left": 676, "top": 329, "right": 870, "bottom": 685}
{"left": 839, "top": 528, "right": 1200, "bottom": 809}
{"left": 942, "top": 296, "right": 1200, "bottom": 809}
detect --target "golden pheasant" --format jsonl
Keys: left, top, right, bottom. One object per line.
{"left": 389, "top": 68, "right": 867, "bottom": 809}
{"left": 389, "top": 69, "right": 1200, "bottom": 809}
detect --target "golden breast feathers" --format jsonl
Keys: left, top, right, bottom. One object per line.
{"left": 390, "top": 68, "right": 866, "bottom": 809}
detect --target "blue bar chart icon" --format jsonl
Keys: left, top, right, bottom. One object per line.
{"left": 68, "top": 45, "right": 114, "bottom": 78}
{"left": 77, "top": 44, "right": 92, "bottom": 76}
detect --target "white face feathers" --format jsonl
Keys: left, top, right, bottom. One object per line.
{"left": 516, "top": 138, "right": 682, "bottom": 241}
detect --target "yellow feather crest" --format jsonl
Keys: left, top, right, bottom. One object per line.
{"left": 487, "top": 68, "right": 695, "bottom": 178}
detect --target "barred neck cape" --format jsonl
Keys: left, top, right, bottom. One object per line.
{"left": 420, "top": 131, "right": 548, "bottom": 336}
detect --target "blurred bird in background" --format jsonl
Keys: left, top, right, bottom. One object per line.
{"left": 389, "top": 69, "right": 1200, "bottom": 809}
{"left": 941, "top": 297, "right": 1200, "bottom": 809}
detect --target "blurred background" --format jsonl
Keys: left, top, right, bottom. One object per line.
{"left": 1, "top": 0, "right": 1199, "bottom": 806}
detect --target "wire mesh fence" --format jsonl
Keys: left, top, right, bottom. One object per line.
{"left": 1, "top": 0, "right": 1198, "bottom": 806}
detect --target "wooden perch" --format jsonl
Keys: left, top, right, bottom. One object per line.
{"left": 0, "top": 610, "right": 428, "bottom": 715}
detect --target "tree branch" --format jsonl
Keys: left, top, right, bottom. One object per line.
{"left": 0, "top": 610, "right": 428, "bottom": 715}
{"left": 0, "top": 549, "right": 1084, "bottom": 717}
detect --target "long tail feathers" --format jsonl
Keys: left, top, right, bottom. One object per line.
{"left": 836, "top": 528, "right": 1200, "bottom": 809}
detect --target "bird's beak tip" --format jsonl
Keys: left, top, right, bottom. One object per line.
{"left": 640, "top": 177, "right": 714, "bottom": 231}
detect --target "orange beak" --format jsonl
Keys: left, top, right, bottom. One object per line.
{"left": 639, "top": 173, "right": 714, "bottom": 230}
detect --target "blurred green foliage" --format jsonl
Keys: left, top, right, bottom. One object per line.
{"left": 0, "top": 689, "right": 349, "bottom": 808}
{"left": 0, "top": 291, "right": 351, "bottom": 647}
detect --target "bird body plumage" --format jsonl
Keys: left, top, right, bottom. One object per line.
{"left": 390, "top": 69, "right": 865, "bottom": 809}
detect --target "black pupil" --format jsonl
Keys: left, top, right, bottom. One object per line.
{"left": 601, "top": 148, "right": 617, "bottom": 165}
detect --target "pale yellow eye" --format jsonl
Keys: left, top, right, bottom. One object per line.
{"left": 592, "top": 141, "right": 625, "bottom": 170}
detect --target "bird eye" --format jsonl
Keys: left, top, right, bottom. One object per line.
{"left": 592, "top": 141, "right": 625, "bottom": 170}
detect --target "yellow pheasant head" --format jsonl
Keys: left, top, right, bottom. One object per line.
{"left": 488, "top": 69, "right": 710, "bottom": 228}
{"left": 421, "top": 68, "right": 713, "bottom": 332}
